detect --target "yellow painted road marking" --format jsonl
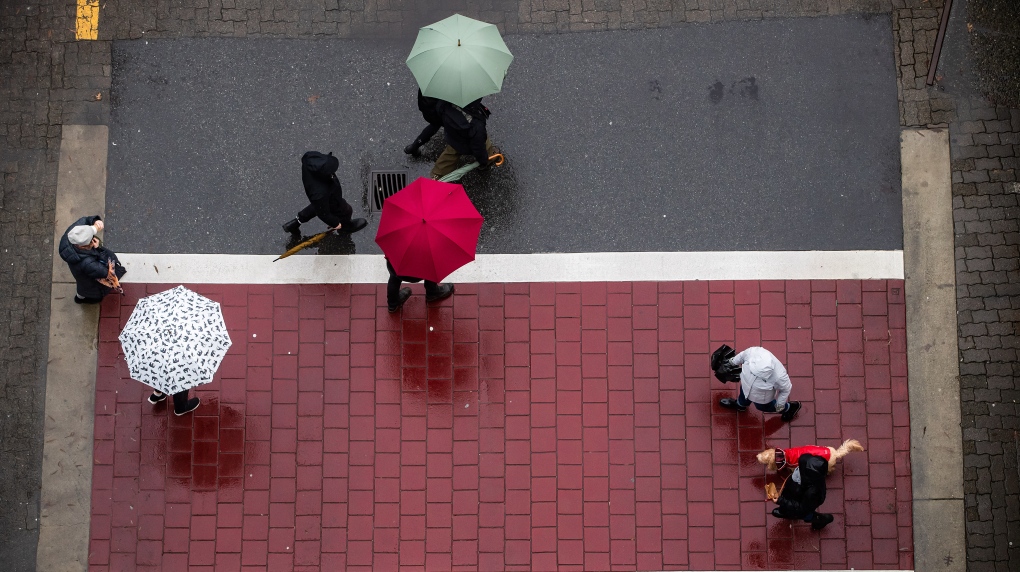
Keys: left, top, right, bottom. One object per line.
{"left": 75, "top": 0, "right": 99, "bottom": 40}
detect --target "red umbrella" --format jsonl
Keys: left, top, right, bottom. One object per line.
{"left": 375, "top": 177, "right": 484, "bottom": 283}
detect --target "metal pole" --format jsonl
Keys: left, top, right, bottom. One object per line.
{"left": 926, "top": 0, "right": 954, "bottom": 86}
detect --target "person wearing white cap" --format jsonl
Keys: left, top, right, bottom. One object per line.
{"left": 58, "top": 215, "right": 126, "bottom": 304}
{"left": 718, "top": 346, "right": 801, "bottom": 422}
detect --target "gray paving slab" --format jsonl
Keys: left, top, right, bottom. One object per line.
{"left": 36, "top": 125, "right": 108, "bottom": 572}
{"left": 901, "top": 127, "right": 966, "bottom": 572}
{"left": 104, "top": 14, "right": 902, "bottom": 256}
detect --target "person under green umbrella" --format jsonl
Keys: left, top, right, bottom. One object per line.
{"left": 406, "top": 14, "right": 511, "bottom": 178}
{"left": 428, "top": 97, "right": 501, "bottom": 180}
{"left": 405, "top": 14, "right": 514, "bottom": 108}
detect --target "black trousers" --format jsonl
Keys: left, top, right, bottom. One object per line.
{"left": 297, "top": 196, "right": 354, "bottom": 227}
{"left": 172, "top": 390, "right": 190, "bottom": 413}
{"left": 386, "top": 260, "right": 440, "bottom": 306}
{"left": 414, "top": 122, "right": 441, "bottom": 145}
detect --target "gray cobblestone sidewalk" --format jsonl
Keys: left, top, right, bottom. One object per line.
{"left": 951, "top": 96, "right": 1020, "bottom": 571}
{"left": 2, "top": 0, "right": 1016, "bottom": 569}
{"left": 1, "top": 0, "right": 75, "bottom": 567}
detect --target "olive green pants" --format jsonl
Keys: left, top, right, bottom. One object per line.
{"left": 429, "top": 138, "right": 496, "bottom": 179}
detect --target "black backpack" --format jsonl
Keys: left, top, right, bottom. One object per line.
{"left": 711, "top": 344, "right": 741, "bottom": 383}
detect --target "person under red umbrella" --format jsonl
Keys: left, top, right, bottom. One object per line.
{"left": 375, "top": 177, "right": 483, "bottom": 312}
{"left": 385, "top": 259, "right": 454, "bottom": 313}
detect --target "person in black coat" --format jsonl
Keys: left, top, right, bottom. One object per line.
{"left": 282, "top": 151, "right": 368, "bottom": 236}
{"left": 58, "top": 215, "right": 126, "bottom": 304}
{"left": 404, "top": 89, "right": 443, "bottom": 155}
{"left": 428, "top": 98, "right": 500, "bottom": 180}
{"left": 770, "top": 453, "right": 835, "bottom": 530}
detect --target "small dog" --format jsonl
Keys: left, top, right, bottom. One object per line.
{"left": 757, "top": 439, "right": 864, "bottom": 475}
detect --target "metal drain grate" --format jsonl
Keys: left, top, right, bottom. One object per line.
{"left": 369, "top": 170, "right": 408, "bottom": 212}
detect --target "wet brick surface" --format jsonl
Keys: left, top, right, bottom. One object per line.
{"left": 90, "top": 280, "right": 911, "bottom": 570}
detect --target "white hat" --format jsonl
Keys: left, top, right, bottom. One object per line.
{"left": 67, "top": 225, "right": 96, "bottom": 246}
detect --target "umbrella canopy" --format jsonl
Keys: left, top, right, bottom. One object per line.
{"left": 406, "top": 14, "right": 514, "bottom": 107}
{"left": 118, "top": 285, "right": 233, "bottom": 395}
{"left": 375, "top": 177, "right": 484, "bottom": 283}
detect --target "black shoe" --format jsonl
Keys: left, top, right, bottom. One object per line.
{"left": 772, "top": 508, "right": 786, "bottom": 519}
{"left": 174, "top": 397, "right": 201, "bottom": 416}
{"left": 340, "top": 218, "right": 368, "bottom": 235}
{"left": 388, "top": 288, "right": 412, "bottom": 313}
{"left": 781, "top": 401, "right": 802, "bottom": 422}
{"left": 719, "top": 398, "right": 747, "bottom": 412}
{"left": 811, "top": 513, "right": 834, "bottom": 530}
{"left": 426, "top": 283, "right": 455, "bottom": 303}
{"left": 282, "top": 218, "right": 301, "bottom": 234}
{"left": 404, "top": 139, "right": 425, "bottom": 155}
{"left": 148, "top": 391, "right": 167, "bottom": 404}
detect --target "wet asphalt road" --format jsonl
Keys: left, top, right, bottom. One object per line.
{"left": 105, "top": 14, "right": 901, "bottom": 255}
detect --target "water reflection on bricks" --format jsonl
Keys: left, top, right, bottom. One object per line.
{"left": 90, "top": 280, "right": 912, "bottom": 570}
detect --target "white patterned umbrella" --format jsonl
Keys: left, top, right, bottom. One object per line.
{"left": 118, "top": 285, "right": 232, "bottom": 395}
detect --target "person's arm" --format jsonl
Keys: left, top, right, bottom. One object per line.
{"left": 773, "top": 361, "right": 793, "bottom": 410}
{"left": 470, "top": 124, "right": 490, "bottom": 166}
{"left": 82, "top": 254, "right": 112, "bottom": 280}
{"left": 100, "top": 248, "right": 122, "bottom": 267}
{"left": 65, "top": 215, "right": 101, "bottom": 237}
{"left": 730, "top": 348, "right": 750, "bottom": 366}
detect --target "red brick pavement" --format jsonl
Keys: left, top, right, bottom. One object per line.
{"left": 89, "top": 280, "right": 912, "bottom": 571}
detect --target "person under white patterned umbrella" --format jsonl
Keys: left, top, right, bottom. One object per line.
{"left": 118, "top": 285, "right": 233, "bottom": 416}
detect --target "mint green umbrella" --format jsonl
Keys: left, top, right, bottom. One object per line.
{"left": 406, "top": 14, "right": 514, "bottom": 107}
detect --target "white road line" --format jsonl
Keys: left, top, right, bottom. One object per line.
{"left": 117, "top": 250, "right": 904, "bottom": 284}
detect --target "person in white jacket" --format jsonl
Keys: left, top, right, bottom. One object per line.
{"left": 719, "top": 346, "right": 802, "bottom": 421}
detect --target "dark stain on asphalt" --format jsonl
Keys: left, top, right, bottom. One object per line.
{"left": 710, "top": 77, "right": 759, "bottom": 103}
{"left": 709, "top": 80, "right": 725, "bottom": 103}
{"left": 649, "top": 79, "right": 662, "bottom": 100}
{"left": 736, "top": 76, "right": 759, "bottom": 100}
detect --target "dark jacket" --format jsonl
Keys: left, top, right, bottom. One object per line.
{"left": 417, "top": 89, "right": 441, "bottom": 126}
{"left": 58, "top": 215, "right": 124, "bottom": 299}
{"left": 301, "top": 151, "right": 349, "bottom": 228}
{"left": 437, "top": 99, "right": 490, "bottom": 165}
{"left": 775, "top": 453, "right": 828, "bottom": 519}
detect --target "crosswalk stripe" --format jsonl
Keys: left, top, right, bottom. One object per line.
{"left": 116, "top": 250, "right": 904, "bottom": 284}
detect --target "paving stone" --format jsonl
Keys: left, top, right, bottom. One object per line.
{"left": 89, "top": 280, "right": 912, "bottom": 568}
{"left": 950, "top": 95, "right": 1020, "bottom": 571}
